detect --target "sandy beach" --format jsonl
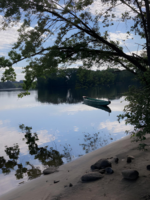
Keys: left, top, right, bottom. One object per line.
{"left": 1, "top": 135, "right": 150, "bottom": 200}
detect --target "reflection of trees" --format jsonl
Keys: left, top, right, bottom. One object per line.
{"left": 63, "top": 144, "right": 72, "bottom": 163}
{"left": 0, "top": 125, "right": 64, "bottom": 181}
{"left": 19, "top": 125, "right": 63, "bottom": 167}
{"left": 37, "top": 84, "right": 139, "bottom": 105}
{"left": 80, "top": 132, "right": 110, "bottom": 154}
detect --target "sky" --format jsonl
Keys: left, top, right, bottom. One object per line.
{"left": 0, "top": 0, "right": 146, "bottom": 81}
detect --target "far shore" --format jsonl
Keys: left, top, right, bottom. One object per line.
{"left": 1, "top": 134, "right": 150, "bottom": 200}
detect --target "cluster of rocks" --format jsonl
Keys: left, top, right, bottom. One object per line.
{"left": 81, "top": 156, "right": 139, "bottom": 182}
{"left": 42, "top": 155, "right": 150, "bottom": 185}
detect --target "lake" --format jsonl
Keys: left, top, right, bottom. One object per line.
{"left": 0, "top": 86, "right": 133, "bottom": 196}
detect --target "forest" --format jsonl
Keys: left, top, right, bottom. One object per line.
{"left": 37, "top": 68, "right": 139, "bottom": 89}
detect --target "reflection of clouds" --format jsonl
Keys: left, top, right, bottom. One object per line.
{"left": 0, "top": 90, "right": 127, "bottom": 113}
{"left": 56, "top": 97, "right": 127, "bottom": 114}
{"left": 0, "top": 123, "right": 56, "bottom": 158}
{"left": 37, "top": 130, "right": 56, "bottom": 145}
{"left": 99, "top": 120, "right": 133, "bottom": 133}
{"left": 60, "top": 103, "right": 97, "bottom": 114}
{"left": 109, "top": 97, "right": 128, "bottom": 111}
{"left": 74, "top": 126, "right": 79, "bottom": 132}
{"left": 91, "top": 122, "right": 95, "bottom": 126}
{"left": 0, "top": 126, "right": 28, "bottom": 158}
{"left": 0, "top": 172, "right": 23, "bottom": 195}
{"left": 0, "top": 91, "right": 40, "bottom": 111}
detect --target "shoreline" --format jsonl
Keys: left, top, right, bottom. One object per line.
{"left": 1, "top": 134, "right": 150, "bottom": 200}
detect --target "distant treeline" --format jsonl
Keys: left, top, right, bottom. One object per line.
{"left": 0, "top": 81, "right": 23, "bottom": 89}
{"left": 37, "top": 68, "right": 139, "bottom": 89}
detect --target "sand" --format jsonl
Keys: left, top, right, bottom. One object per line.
{"left": 1, "top": 135, "right": 150, "bottom": 200}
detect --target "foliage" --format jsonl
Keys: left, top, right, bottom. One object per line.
{"left": 37, "top": 68, "right": 138, "bottom": 89}
{"left": 118, "top": 71, "right": 150, "bottom": 149}
{"left": 0, "top": 0, "right": 149, "bottom": 95}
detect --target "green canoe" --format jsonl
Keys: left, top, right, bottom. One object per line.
{"left": 83, "top": 96, "right": 111, "bottom": 106}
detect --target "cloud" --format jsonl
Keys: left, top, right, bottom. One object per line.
{"left": 109, "top": 31, "right": 133, "bottom": 45}
{"left": 98, "top": 120, "right": 133, "bottom": 133}
{"left": 0, "top": 15, "right": 34, "bottom": 51}
{"left": 88, "top": 0, "right": 137, "bottom": 20}
{"left": 0, "top": 66, "right": 25, "bottom": 81}
{"left": 126, "top": 49, "right": 146, "bottom": 56}
{"left": 74, "top": 126, "right": 79, "bottom": 132}
{"left": 0, "top": 52, "right": 6, "bottom": 56}
{"left": 0, "top": 16, "right": 21, "bottom": 50}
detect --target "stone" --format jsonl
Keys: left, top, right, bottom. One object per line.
{"left": 127, "top": 155, "right": 134, "bottom": 163}
{"left": 81, "top": 172, "right": 103, "bottom": 182}
{"left": 127, "top": 157, "right": 132, "bottom": 163}
{"left": 54, "top": 180, "right": 59, "bottom": 183}
{"left": 105, "top": 167, "right": 114, "bottom": 174}
{"left": 91, "top": 159, "right": 111, "bottom": 170}
{"left": 69, "top": 183, "right": 73, "bottom": 187}
{"left": 128, "top": 155, "right": 134, "bottom": 159}
{"left": 122, "top": 169, "right": 139, "bottom": 180}
{"left": 99, "top": 169, "right": 105, "bottom": 174}
{"left": 114, "top": 158, "right": 118, "bottom": 163}
{"left": 114, "top": 158, "right": 119, "bottom": 163}
{"left": 43, "top": 167, "right": 58, "bottom": 175}
{"left": 147, "top": 165, "right": 150, "bottom": 170}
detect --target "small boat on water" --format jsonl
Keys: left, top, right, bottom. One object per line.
{"left": 83, "top": 96, "right": 111, "bottom": 106}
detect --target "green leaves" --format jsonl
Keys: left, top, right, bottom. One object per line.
{"left": 0, "top": 0, "right": 149, "bottom": 97}
{"left": 1, "top": 67, "right": 16, "bottom": 82}
{"left": 117, "top": 71, "right": 150, "bottom": 149}
{"left": 0, "top": 57, "right": 12, "bottom": 67}
{"left": 8, "top": 51, "right": 21, "bottom": 62}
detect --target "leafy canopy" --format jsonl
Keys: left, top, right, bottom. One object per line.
{"left": 0, "top": 0, "right": 149, "bottom": 93}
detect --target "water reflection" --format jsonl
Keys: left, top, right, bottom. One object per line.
{"left": 63, "top": 144, "right": 73, "bottom": 163}
{"left": 0, "top": 85, "right": 133, "bottom": 195}
{"left": 37, "top": 84, "right": 133, "bottom": 104}
{"left": 80, "top": 132, "right": 111, "bottom": 154}
{"left": 0, "top": 124, "right": 112, "bottom": 182}
{"left": 0, "top": 125, "right": 63, "bottom": 181}
{"left": 83, "top": 103, "right": 111, "bottom": 113}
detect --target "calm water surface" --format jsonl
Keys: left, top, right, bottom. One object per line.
{"left": 0, "top": 87, "right": 133, "bottom": 195}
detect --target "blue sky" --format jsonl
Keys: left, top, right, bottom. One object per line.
{"left": 0, "top": 0, "right": 146, "bottom": 80}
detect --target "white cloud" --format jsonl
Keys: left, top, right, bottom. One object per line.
{"left": 74, "top": 126, "right": 79, "bottom": 132}
{"left": 0, "top": 52, "right": 6, "bottom": 56}
{"left": 126, "top": 49, "right": 146, "bottom": 56}
{"left": 99, "top": 120, "right": 133, "bottom": 133}
{"left": 109, "top": 31, "right": 133, "bottom": 45}
{"left": 0, "top": 15, "right": 34, "bottom": 51}
{"left": 88, "top": 0, "right": 137, "bottom": 20}
{"left": 0, "top": 16, "right": 21, "bottom": 50}
{"left": 0, "top": 66, "right": 25, "bottom": 81}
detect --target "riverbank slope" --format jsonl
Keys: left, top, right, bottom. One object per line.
{"left": 1, "top": 135, "right": 150, "bottom": 200}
